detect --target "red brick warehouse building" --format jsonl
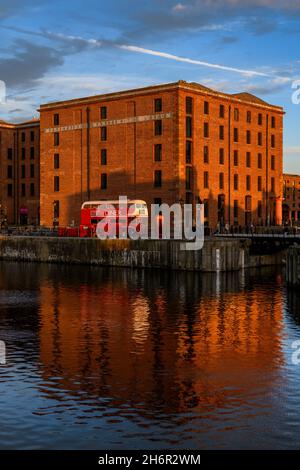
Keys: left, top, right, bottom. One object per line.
{"left": 0, "top": 119, "right": 40, "bottom": 225}
{"left": 283, "top": 174, "right": 300, "bottom": 224}
{"left": 39, "top": 80, "right": 284, "bottom": 229}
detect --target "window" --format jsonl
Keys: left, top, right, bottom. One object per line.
{"left": 7, "top": 184, "right": 13, "bottom": 197}
{"left": 54, "top": 176, "right": 60, "bottom": 192}
{"left": 219, "top": 125, "right": 224, "bottom": 140}
{"left": 219, "top": 172, "right": 224, "bottom": 190}
{"left": 234, "top": 108, "right": 239, "bottom": 121}
{"left": 233, "top": 128, "right": 238, "bottom": 142}
{"left": 204, "top": 171, "right": 209, "bottom": 188}
{"left": 271, "top": 155, "right": 275, "bottom": 170}
{"left": 204, "top": 122, "right": 209, "bottom": 138}
{"left": 21, "top": 148, "right": 26, "bottom": 160}
{"left": 186, "top": 167, "right": 193, "bottom": 190}
{"left": 30, "top": 147, "right": 35, "bottom": 159}
{"left": 246, "top": 152, "right": 251, "bottom": 168}
{"left": 54, "top": 132, "right": 59, "bottom": 146}
{"left": 54, "top": 114, "right": 59, "bottom": 126}
{"left": 154, "top": 120, "right": 162, "bottom": 136}
{"left": 154, "top": 98, "right": 162, "bottom": 113}
{"left": 246, "top": 130, "right": 251, "bottom": 144}
{"left": 271, "top": 116, "right": 276, "bottom": 128}
{"left": 204, "top": 199, "right": 209, "bottom": 218}
{"left": 219, "top": 148, "right": 224, "bottom": 165}
{"left": 101, "top": 173, "right": 107, "bottom": 189}
{"left": 246, "top": 111, "right": 251, "bottom": 123}
{"left": 258, "top": 200, "right": 262, "bottom": 219}
{"left": 204, "top": 101, "right": 209, "bottom": 115}
{"left": 7, "top": 148, "right": 13, "bottom": 160}
{"left": 154, "top": 144, "right": 162, "bottom": 162}
{"left": 203, "top": 145, "right": 209, "bottom": 164}
{"left": 101, "top": 149, "right": 107, "bottom": 165}
{"left": 21, "top": 132, "right": 25, "bottom": 142}
{"left": 258, "top": 176, "right": 262, "bottom": 191}
{"left": 234, "top": 174, "right": 239, "bottom": 191}
{"left": 53, "top": 200, "right": 60, "bottom": 219}
{"left": 154, "top": 198, "right": 162, "bottom": 206}
{"left": 271, "top": 177, "right": 275, "bottom": 193}
{"left": 101, "top": 127, "right": 107, "bottom": 141}
{"left": 186, "top": 97, "right": 193, "bottom": 114}
{"left": 30, "top": 183, "right": 35, "bottom": 197}
{"left": 21, "top": 183, "right": 26, "bottom": 197}
{"left": 30, "top": 131, "right": 35, "bottom": 142}
{"left": 154, "top": 170, "right": 162, "bottom": 187}
{"left": 271, "top": 135, "right": 275, "bottom": 148}
{"left": 219, "top": 104, "right": 225, "bottom": 118}
{"left": 21, "top": 165, "right": 25, "bottom": 179}
{"left": 7, "top": 165, "right": 13, "bottom": 179}
{"left": 246, "top": 175, "right": 251, "bottom": 191}
{"left": 258, "top": 132, "right": 262, "bottom": 146}
{"left": 234, "top": 150, "right": 238, "bottom": 166}
{"left": 186, "top": 141, "right": 192, "bottom": 164}
{"left": 30, "top": 164, "right": 34, "bottom": 178}
{"left": 258, "top": 113, "right": 263, "bottom": 125}
{"left": 245, "top": 195, "right": 252, "bottom": 211}
{"left": 100, "top": 106, "right": 107, "bottom": 119}
{"left": 54, "top": 153, "right": 60, "bottom": 169}
{"left": 258, "top": 153, "right": 262, "bottom": 169}
{"left": 234, "top": 200, "right": 238, "bottom": 220}
{"left": 186, "top": 117, "right": 192, "bottom": 138}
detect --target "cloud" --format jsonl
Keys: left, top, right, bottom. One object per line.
{"left": 0, "top": 0, "right": 44, "bottom": 19}
{"left": 285, "top": 146, "right": 300, "bottom": 154}
{"left": 244, "top": 76, "right": 291, "bottom": 95}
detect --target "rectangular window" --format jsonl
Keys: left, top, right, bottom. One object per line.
{"left": 271, "top": 135, "right": 275, "bottom": 148}
{"left": 21, "top": 183, "right": 26, "bottom": 197}
{"left": 30, "top": 164, "right": 34, "bottom": 178}
{"left": 246, "top": 111, "right": 251, "bottom": 123}
{"left": 30, "top": 147, "right": 34, "bottom": 159}
{"left": 100, "top": 106, "right": 107, "bottom": 119}
{"left": 258, "top": 176, "right": 262, "bottom": 191}
{"left": 204, "top": 101, "right": 209, "bottom": 115}
{"left": 54, "top": 153, "right": 60, "bottom": 169}
{"left": 271, "top": 177, "right": 275, "bottom": 193}
{"left": 7, "top": 148, "right": 13, "bottom": 160}
{"left": 219, "top": 148, "right": 224, "bottom": 165}
{"left": 258, "top": 153, "right": 262, "bottom": 169}
{"left": 233, "top": 128, "right": 238, "bottom": 142}
{"left": 234, "top": 108, "right": 239, "bottom": 121}
{"left": 234, "top": 150, "right": 238, "bottom": 166}
{"left": 54, "top": 132, "right": 59, "bottom": 146}
{"left": 246, "top": 152, "right": 251, "bottom": 168}
{"left": 54, "top": 176, "right": 60, "bottom": 192}
{"left": 219, "top": 104, "right": 225, "bottom": 118}
{"left": 204, "top": 122, "right": 209, "bottom": 138}
{"left": 101, "top": 127, "right": 107, "bottom": 141}
{"left": 271, "top": 116, "right": 276, "bottom": 128}
{"left": 204, "top": 145, "right": 209, "bottom": 164}
{"left": 186, "top": 167, "right": 193, "bottom": 190}
{"left": 234, "top": 200, "right": 238, "bottom": 219}
{"left": 234, "top": 174, "right": 239, "bottom": 191}
{"left": 21, "top": 148, "right": 26, "bottom": 160}
{"left": 21, "top": 132, "right": 25, "bottom": 142}
{"left": 271, "top": 155, "right": 275, "bottom": 170}
{"left": 54, "top": 200, "right": 60, "bottom": 219}
{"left": 186, "top": 97, "right": 193, "bottom": 114}
{"left": 30, "top": 131, "right": 35, "bottom": 142}
{"left": 154, "top": 170, "right": 162, "bottom": 187}
{"left": 204, "top": 171, "right": 209, "bottom": 189}
{"left": 154, "top": 98, "right": 162, "bottom": 113}
{"left": 258, "top": 113, "right": 263, "bottom": 125}
{"left": 246, "top": 130, "right": 251, "bottom": 144}
{"left": 101, "top": 173, "right": 107, "bottom": 189}
{"left": 21, "top": 165, "right": 25, "bottom": 179}
{"left": 154, "top": 143, "right": 162, "bottom": 162}
{"left": 186, "top": 141, "right": 192, "bottom": 164}
{"left": 30, "top": 183, "right": 35, "bottom": 197}
{"left": 7, "top": 184, "right": 13, "bottom": 197}
{"left": 258, "top": 200, "right": 262, "bottom": 218}
{"left": 219, "top": 172, "right": 224, "bottom": 190}
{"left": 155, "top": 120, "right": 163, "bottom": 136}
{"left": 186, "top": 116, "right": 192, "bottom": 138}
{"left": 7, "top": 165, "right": 13, "bottom": 179}
{"left": 246, "top": 175, "right": 251, "bottom": 191}
{"left": 219, "top": 125, "right": 224, "bottom": 140}
{"left": 54, "top": 114, "right": 59, "bottom": 126}
{"left": 258, "top": 132, "right": 262, "bottom": 146}
{"left": 101, "top": 149, "right": 107, "bottom": 165}
{"left": 204, "top": 199, "right": 209, "bottom": 218}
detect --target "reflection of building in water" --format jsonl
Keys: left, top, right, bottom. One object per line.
{"left": 38, "top": 270, "right": 284, "bottom": 415}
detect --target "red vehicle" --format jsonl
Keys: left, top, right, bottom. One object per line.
{"left": 79, "top": 199, "right": 148, "bottom": 238}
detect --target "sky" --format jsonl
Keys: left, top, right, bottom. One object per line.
{"left": 0, "top": 0, "right": 300, "bottom": 173}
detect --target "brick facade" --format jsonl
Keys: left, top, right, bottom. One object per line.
{"left": 0, "top": 119, "right": 40, "bottom": 225}
{"left": 283, "top": 174, "right": 300, "bottom": 224}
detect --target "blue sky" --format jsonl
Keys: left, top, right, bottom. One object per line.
{"left": 0, "top": 0, "right": 300, "bottom": 172}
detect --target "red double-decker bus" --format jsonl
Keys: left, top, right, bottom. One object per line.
{"left": 79, "top": 199, "right": 148, "bottom": 238}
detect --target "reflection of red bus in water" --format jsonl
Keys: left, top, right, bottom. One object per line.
{"left": 79, "top": 199, "right": 148, "bottom": 238}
